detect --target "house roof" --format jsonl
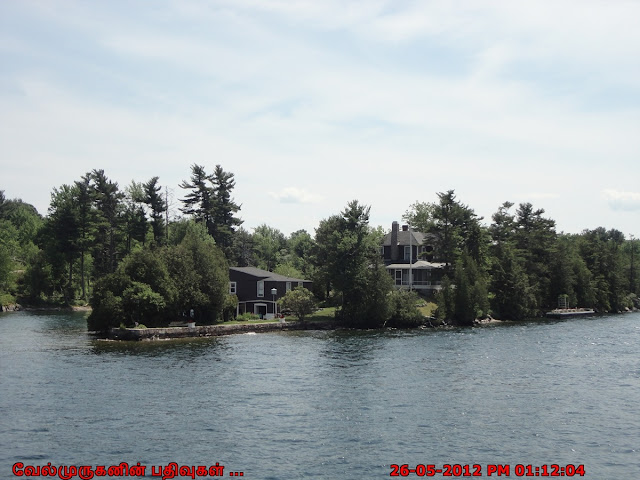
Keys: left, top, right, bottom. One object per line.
{"left": 386, "top": 261, "right": 446, "bottom": 270}
{"left": 382, "top": 230, "right": 433, "bottom": 246}
{"left": 230, "top": 266, "right": 309, "bottom": 283}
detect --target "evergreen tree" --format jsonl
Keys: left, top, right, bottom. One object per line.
{"left": 489, "top": 242, "right": 533, "bottom": 320}
{"left": 429, "top": 190, "right": 486, "bottom": 267}
{"left": 45, "top": 185, "right": 81, "bottom": 301}
{"left": 514, "top": 203, "right": 557, "bottom": 312}
{"left": 91, "top": 169, "right": 124, "bottom": 278}
{"left": 122, "top": 181, "right": 148, "bottom": 252}
{"left": 74, "top": 174, "right": 94, "bottom": 300}
{"left": 144, "top": 176, "right": 165, "bottom": 244}
{"left": 179, "top": 164, "right": 213, "bottom": 229}
{"left": 209, "top": 165, "right": 242, "bottom": 255}
{"left": 314, "top": 201, "right": 393, "bottom": 327}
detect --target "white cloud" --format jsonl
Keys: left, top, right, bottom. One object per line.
{"left": 523, "top": 193, "right": 561, "bottom": 201}
{"left": 602, "top": 189, "right": 640, "bottom": 212}
{"left": 268, "top": 187, "right": 323, "bottom": 204}
{"left": 2, "top": 1, "right": 640, "bottom": 237}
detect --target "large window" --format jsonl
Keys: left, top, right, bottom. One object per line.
{"left": 404, "top": 246, "right": 411, "bottom": 261}
{"left": 257, "top": 280, "right": 264, "bottom": 297}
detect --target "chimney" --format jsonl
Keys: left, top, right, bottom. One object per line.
{"left": 402, "top": 224, "right": 409, "bottom": 231}
{"left": 391, "top": 221, "right": 399, "bottom": 261}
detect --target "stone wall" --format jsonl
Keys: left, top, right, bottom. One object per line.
{"left": 109, "top": 320, "right": 336, "bottom": 341}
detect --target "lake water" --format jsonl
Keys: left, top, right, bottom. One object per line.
{"left": 1, "top": 311, "right": 639, "bottom": 479}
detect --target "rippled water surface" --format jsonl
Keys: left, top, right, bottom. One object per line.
{"left": 1, "top": 311, "right": 639, "bottom": 479}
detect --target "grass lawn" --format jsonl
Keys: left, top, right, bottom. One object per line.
{"left": 304, "top": 306, "right": 336, "bottom": 322}
{"left": 417, "top": 302, "right": 438, "bottom": 318}
{"left": 223, "top": 306, "right": 337, "bottom": 326}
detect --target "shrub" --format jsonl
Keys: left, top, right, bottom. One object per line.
{"left": 278, "top": 287, "right": 317, "bottom": 322}
{"left": 387, "top": 290, "right": 424, "bottom": 328}
{"left": 237, "top": 312, "right": 260, "bottom": 321}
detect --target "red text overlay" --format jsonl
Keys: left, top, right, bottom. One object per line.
{"left": 390, "top": 464, "right": 585, "bottom": 477}
{"left": 12, "top": 462, "right": 244, "bottom": 479}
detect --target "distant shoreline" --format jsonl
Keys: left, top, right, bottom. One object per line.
{"left": 1, "top": 304, "right": 92, "bottom": 312}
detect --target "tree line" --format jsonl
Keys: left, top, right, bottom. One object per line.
{"left": 1, "top": 171, "right": 639, "bottom": 329}
{"left": 404, "top": 191, "right": 639, "bottom": 324}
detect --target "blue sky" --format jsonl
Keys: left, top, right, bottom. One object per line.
{"left": 2, "top": 0, "right": 639, "bottom": 237}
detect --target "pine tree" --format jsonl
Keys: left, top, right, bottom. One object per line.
{"left": 144, "top": 176, "right": 166, "bottom": 244}
{"left": 209, "top": 165, "right": 242, "bottom": 255}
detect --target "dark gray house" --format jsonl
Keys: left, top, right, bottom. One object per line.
{"left": 229, "top": 266, "right": 312, "bottom": 318}
{"left": 382, "top": 221, "right": 445, "bottom": 294}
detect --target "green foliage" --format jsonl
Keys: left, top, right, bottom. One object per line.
{"left": 387, "top": 290, "right": 424, "bottom": 328}
{"left": 237, "top": 312, "right": 260, "bottom": 321}
{"left": 231, "top": 227, "right": 254, "bottom": 266}
{"left": 88, "top": 223, "right": 229, "bottom": 331}
{"left": 180, "top": 164, "right": 213, "bottom": 226}
{"left": 273, "top": 263, "right": 304, "bottom": 279}
{"left": 91, "top": 169, "right": 125, "bottom": 278}
{"left": 278, "top": 287, "right": 317, "bottom": 322}
{"left": 403, "top": 201, "right": 436, "bottom": 233}
{"left": 489, "top": 243, "right": 533, "bottom": 320}
{"left": 87, "top": 273, "right": 128, "bottom": 331}
{"left": 143, "top": 176, "right": 165, "bottom": 244}
{"left": 252, "top": 224, "right": 286, "bottom": 271}
{"left": 428, "top": 190, "right": 484, "bottom": 267}
{"left": 279, "top": 229, "right": 315, "bottom": 278}
{"left": 175, "top": 226, "right": 229, "bottom": 323}
{"left": 315, "top": 200, "right": 393, "bottom": 327}
{"left": 0, "top": 195, "right": 43, "bottom": 302}
{"left": 223, "top": 294, "right": 238, "bottom": 321}
{"left": 0, "top": 226, "right": 14, "bottom": 293}
{"left": 435, "top": 276, "right": 454, "bottom": 322}
{"left": 209, "top": 165, "right": 243, "bottom": 255}
{"left": 433, "top": 249, "right": 490, "bottom": 325}
{"left": 122, "top": 282, "right": 166, "bottom": 326}
{"left": 179, "top": 164, "right": 242, "bottom": 257}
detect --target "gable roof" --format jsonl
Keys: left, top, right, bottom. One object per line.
{"left": 382, "top": 230, "right": 434, "bottom": 246}
{"left": 230, "top": 266, "right": 309, "bottom": 283}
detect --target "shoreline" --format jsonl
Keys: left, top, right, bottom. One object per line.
{"left": 107, "top": 319, "right": 338, "bottom": 341}
{"left": 1, "top": 304, "right": 92, "bottom": 312}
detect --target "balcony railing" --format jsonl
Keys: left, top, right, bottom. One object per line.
{"left": 394, "top": 280, "right": 442, "bottom": 287}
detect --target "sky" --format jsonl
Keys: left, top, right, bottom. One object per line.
{"left": 1, "top": 0, "right": 639, "bottom": 238}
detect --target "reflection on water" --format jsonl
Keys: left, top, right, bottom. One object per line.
{"left": 91, "top": 336, "right": 227, "bottom": 360}
{"left": 1, "top": 311, "right": 639, "bottom": 479}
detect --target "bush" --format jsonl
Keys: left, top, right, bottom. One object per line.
{"left": 387, "top": 290, "right": 424, "bottom": 328}
{"left": 237, "top": 312, "right": 260, "bottom": 321}
{"left": 278, "top": 287, "right": 317, "bottom": 322}
{"left": 223, "top": 294, "right": 238, "bottom": 321}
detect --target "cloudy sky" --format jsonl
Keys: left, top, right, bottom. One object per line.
{"left": 2, "top": 1, "right": 639, "bottom": 237}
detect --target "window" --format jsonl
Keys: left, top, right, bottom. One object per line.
{"left": 229, "top": 282, "right": 237, "bottom": 294}
{"left": 404, "top": 246, "right": 411, "bottom": 261}
{"left": 298, "top": 281, "right": 303, "bottom": 287}
{"left": 257, "top": 280, "right": 264, "bottom": 297}
{"left": 286, "top": 282, "right": 292, "bottom": 292}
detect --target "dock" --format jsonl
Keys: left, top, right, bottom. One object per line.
{"left": 545, "top": 308, "right": 596, "bottom": 319}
